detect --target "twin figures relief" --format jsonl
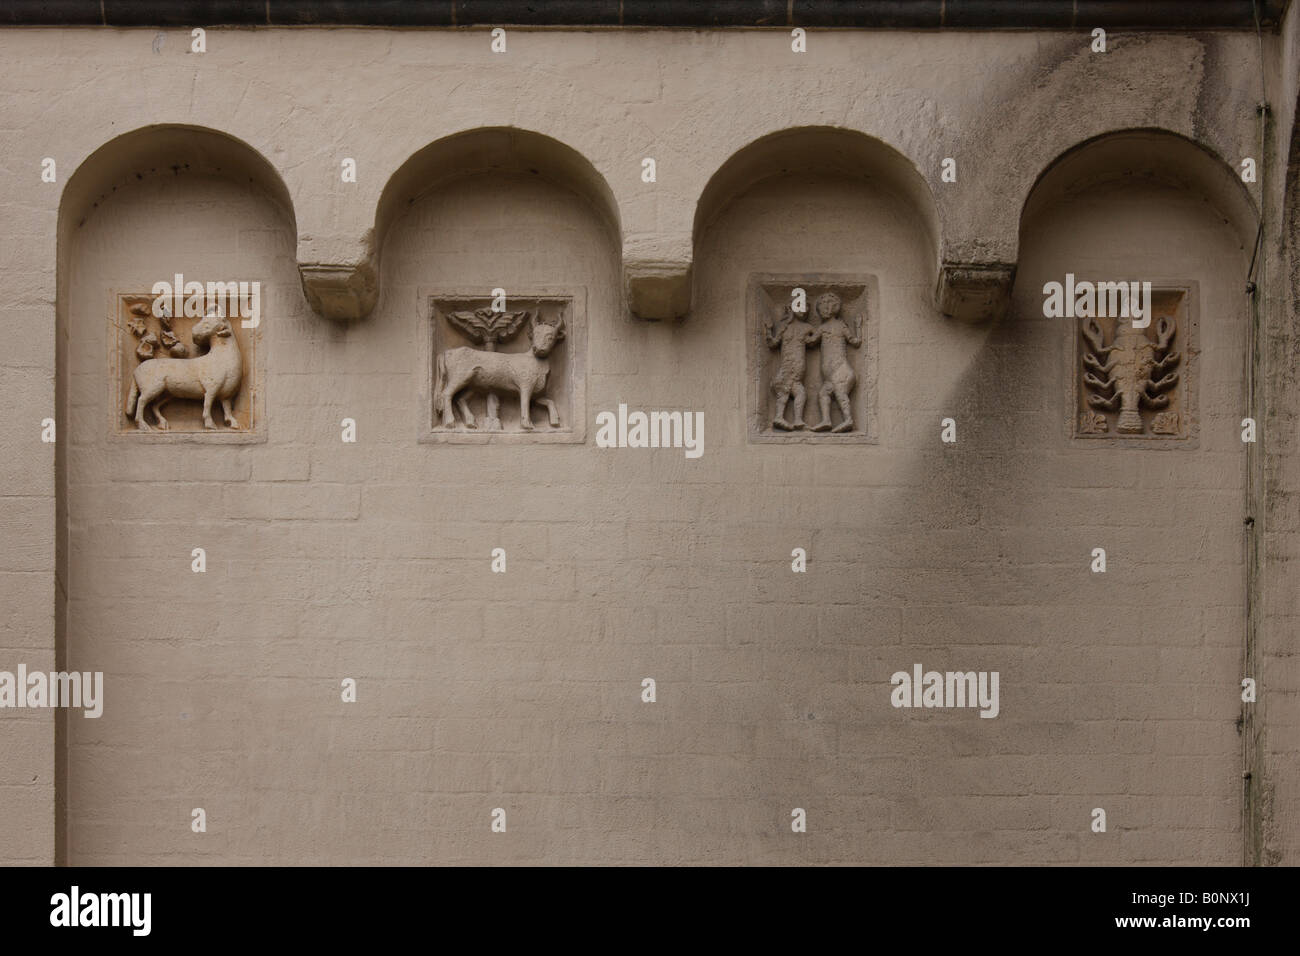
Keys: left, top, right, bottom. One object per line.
{"left": 108, "top": 278, "right": 1194, "bottom": 445}
{"left": 766, "top": 292, "right": 863, "bottom": 433}
{"left": 750, "top": 277, "right": 879, "bottom": 443}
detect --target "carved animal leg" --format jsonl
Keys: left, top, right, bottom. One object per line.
{"left": 518, "top": 387, "right": 534, "bottom": 430}
{"left": 791, "top": 383, "right": 807, "bottom": 428}
{"left": 153, "top": 398, "right": 170, "bottom": 431}
{"left": 483, "top": 393, "right": 502, "bottom": 432}
{"left": 811, "top": 383, "right": 835, "bottom": 431}
{"left": 135, "top": 382, "right": 167, "bottom": 431}
{"left": 831, "top": 387, "right": 854, "bottom": 433}
{"left": 455, "top": 391, "right": 477, "bottom": 429}
{"left": 221, "top": 396, "right": 239, "bottom": 428}
{"left": 533, "top": 397, "right": 560, "bottom": 427}
{"left": 440, "top": 389, "right": 458, "bottom": 427}
{"left": 771, "top": 387, "right": 792, "bottom": 430}
{"left": 1083, "top": 354, "right": 1116, "bottom": 375}
{"left": 439, "top": 369, "right": 475, "bottom": 427}
{"left": 202, "top": 390, "right": 217, "bottom": 429}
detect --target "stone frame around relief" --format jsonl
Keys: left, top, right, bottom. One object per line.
{"left": 107, "top": 289, "right": 265, "bottom": 444}
{"left": 1063, "top": 280, "right": 1199, "bottom": 448}
{"left": 746, "top": 273, "right": 880, "bottom": 445}
{"left": 418, "top": 287, "right": 587, "bottom": 445}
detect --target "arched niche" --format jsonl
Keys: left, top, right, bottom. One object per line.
{"left": 1015, "top": 126, "right": 1258, "bottom": 446}
{"left": 376, "top": 127, "right": 619, "bottom": 242}
{"left": 56, "top": 123, "right": 296, "bottom": 442}
{"left": 55, "top": 124, "right": 298, "bottom": 864}
{"left": 695, "top": 126, "right": 938, "bottom": 250}
{"left": 301, "top": 128, "right": 622, "bottom": 323}
{"left": 993, "top": 127, "right": 1260, "bottom": 856}
{"left": 693, "top": 126, "right": 941, "bottom": 303}
{"left": 374, "top": 127, "right": 621, "bottom": 443}
{"left": 370, "top": 126, "right": 621, "bottom": 295}
{"left": 58, "top": 125, "right": 294, "bottom": 252}
{"left": 692, "top": 124, "right": 955, "bottom": 448}
{"left": 1020, "top": 129, "right": 1258, "bottom": 257}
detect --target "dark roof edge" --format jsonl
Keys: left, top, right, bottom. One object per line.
{"left": 0, "top": 2, "right": 1289, "bottom": 31}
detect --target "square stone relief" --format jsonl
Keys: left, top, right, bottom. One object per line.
{"left": 110, "top": 291, "right": 261, "bottom": 441}
{"left": 421, "top": 290, "right": 586, "bottom": 444}
{"left": 747, "top": 275, "right": 879, "bottom": 444}
{"left": 1070, "top": 286, "right": 1198, "bottom": 443}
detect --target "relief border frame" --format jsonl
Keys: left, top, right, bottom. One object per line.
{"left": 418, "top": 286, "right": 588, "bottom": 445}
{"left": 745, "top": 272, "right": 881, "bottom": 445}
{"left": 1060, "top": 277, "right": 1201, "bottom": 450}
{"left": 106, "top": 287, "right": 266, "bottom": 445}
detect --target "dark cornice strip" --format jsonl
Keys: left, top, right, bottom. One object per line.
{"left": 0, "top": 1, "right": 1287, "bottom": 30}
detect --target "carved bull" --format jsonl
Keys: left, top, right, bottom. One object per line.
{"left": 434, "top": 313, "right": 564, "bottom": 431}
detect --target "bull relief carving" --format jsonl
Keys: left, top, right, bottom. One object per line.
{"left": 425, "top": 292, "right": 585, "bottom": 444}
{"left": 113, "top": 293, "right": 257, "bottom": 437}
{"left": 748, "top": 277, "right": 878, "bottom": 443}
{"left": 1072, "top": 288, "right": 1195, "bottom": 441}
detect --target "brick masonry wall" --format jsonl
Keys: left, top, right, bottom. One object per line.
{"left": 50, "top": 162, "right": 1247, "bottom": 865}
{"left": 0, "top": 22, "right": 1292, "bottom": 865}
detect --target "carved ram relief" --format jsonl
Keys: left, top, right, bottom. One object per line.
{"left": 111, "top": 292, "right": 259, "bottom": 440}
{"left": 422, "top": 291, "right": 585, "bottom": 444}
{"left": 748, "top": 276, "right": 879, "bottom": 443}
{"left": 1071, "top": 287, "right": 1196, "bottom": 442}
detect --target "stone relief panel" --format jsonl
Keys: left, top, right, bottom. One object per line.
{"left": 111, "top": 292, "right": 259, "bottom": 440}
{"left": 748, "top": 276, "right": 879, "bottom": 443}
{"left": 422, "top": 290, "right": 586, "bottom": 444}
{"left": 1071, "top": 287, "right": 1197, "bottom": 442}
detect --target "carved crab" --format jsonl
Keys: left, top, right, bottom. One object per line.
{"left": 1081, "top": 315, "right": 1180, "bottom": 435}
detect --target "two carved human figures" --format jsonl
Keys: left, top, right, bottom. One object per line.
{"left": 765, "top": 291, "right": 862, "bottom": 433}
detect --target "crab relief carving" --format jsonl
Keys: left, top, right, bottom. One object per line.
{"left": 1080, "top": 313, "right": 1181, "bottom": 437}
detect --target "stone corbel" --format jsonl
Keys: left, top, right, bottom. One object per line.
{"left": 299, "top": 260, "right": 379, "bottom": 322}
{"left": 624, "top": 258, "right": 692, "bottom": 321}
{"left": 935, "top": 261, "right": 1016, "bottom": 323}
